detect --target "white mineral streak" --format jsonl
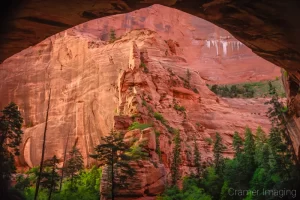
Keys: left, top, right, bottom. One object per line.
{"left": 205, "top": 38, "right": 243, "bottom": 56}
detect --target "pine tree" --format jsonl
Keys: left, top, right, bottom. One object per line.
{"left": 254, "top": 126, "right": 268, "bottom": 165}
{"left": 232, "top": 131, "right": 243, "bottom": 157}
{"left": 243, "top": 127, "right": 256, "bottom": 183}
{"left": 64, "top": 140, "right": 84, "bottom": 191}
{"left": 213, "top": 132, "right": 226, "bottom": 175}
{"left": 110, "top": 29, "right": 116, "bottom": 42}
{"left": 90, "top": 130, "right": 135, "bottom": 200}
{"left": 186, "top": 69, "right": 191, "bottom": 88}
{"left": 0, "top": 102, "right": 24, "bottom": 198}
{"left": 171, "top": 130, "right": 181, "bottom": 185}
{"left": 40, "top": 155, "right": 60, "bottom": 200}
{"left": 265, "top": 82, "right": 295, "bottom": 177}
{"left": 193, "top": 139, "right": 201, "bottom": 178}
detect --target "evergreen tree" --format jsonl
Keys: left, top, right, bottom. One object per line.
{"left": 64, "top": 140, "right": 84, "bottom": 191}
{"left": 110, "top": 29, "right": 116, "bottom": 42}
{"left": 230, "top": 85, "right": 238, "bottom": 97}
{"left": 211, "top": 85, "right": 218, "bottom": 93}
{"left": 213, "top": 132, "right": 226, "bottom": 175}
{"left": 265, "top": 82, "right": 296, "bottom": 178}
{"left": 232, "top": 131, "right": 243, "bottom": 157}
{"left": 40, "top": 155, "right": 60, "bottom": 200}
{"left": 242, "top": 127, "right": 256, "bottom": 184}
{"left": 244, "top": 128, "right": 255, "bottom": 165}
{"left": 0, "top": 102, "right": 24, "bottom": 198}
{"left": 254, "top": 126, "right": 267, "bottom": 165}
{"left": 90, "top": 130, "right": 135, "bottom": 200}
{"left": 186, "top": 69, "right": 191, "bottom": 88}
{"left": 171, "top": 130, "right": 181, "bottom": 185}
{"left": 193, "top": 139, "right": 201, "bottom": 178}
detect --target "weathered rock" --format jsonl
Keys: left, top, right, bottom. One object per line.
{"left": 3, "top": 3, "right": 300, "bottom": 159}
{"left": 0, "top": 17, "right": 278, "bottom": 198}
{"left": 100, "top": 160, "right": 166, "bottom": 198}
{"left": 140, "top": 128, "right": 156, "bottom": 151}
{"left": 0, "top": 27, "right": 272, "bottom": 165}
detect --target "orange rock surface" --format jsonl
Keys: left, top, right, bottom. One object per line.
{"left": 0, "top": 5, "right": 280, "bottom": 198}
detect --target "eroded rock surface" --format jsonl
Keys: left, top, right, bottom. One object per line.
{"left": 0, "top": 26, "right": 276, "bottom": 197}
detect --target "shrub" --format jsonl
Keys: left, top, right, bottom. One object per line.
{"left": 128, "top": 122, "right": 152, "bottom": 130}
{"left": 109, "top": 29, "right": 116, "bottom": 42}
{"left": 155, "top": 131, "right": 162, "bottom": 162}
{"left": 154, "top": 112, "right": 166, "bottom": 123}
{"left": 140, "top": 62, "right": 149, "bottom": 73}
{"left": 204, "top": 137, "right": 213, "bottom": 145}
{"left": 174, "top": 104, "right": 186, "bottom": 112}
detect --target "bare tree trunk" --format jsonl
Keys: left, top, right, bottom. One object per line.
{"left": 34, "top": 88, "right": 51, "bottom": 200}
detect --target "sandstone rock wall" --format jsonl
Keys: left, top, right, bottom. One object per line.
{"left": 69, "top": 5, "right": 280, "bottom": 84}
{"left": 1, "top": 27, "right": 272, "bottom": 170}
{"left": 0, "top": 7, "right": 281, "bottom": 197}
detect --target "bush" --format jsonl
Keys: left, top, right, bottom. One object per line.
{"left": 204, "top": 137, "right": 213, "bottom": 145}
{"left": 154, "top": 112, "right": 166, "bottom": 123}
{"left": 158, "top": 178, "right": 212, "bottom": 200}
{"left": 128, "top": 122, "right": 152, "bottom": 130}
{"left": 174, "top": 104, "right": 185, "bottom": 112}
{"left": 140, "top": 62, "right": 149, "bottom": 73}
{"left": 22, "top": 167, "right": 102, "bottom": 200}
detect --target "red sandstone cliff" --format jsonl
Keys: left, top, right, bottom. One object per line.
{"left": 0, "top": 5, "right": 280, "bottom": 198}
{"left": 60, "top": 4, "right": 280, "bottom": 84}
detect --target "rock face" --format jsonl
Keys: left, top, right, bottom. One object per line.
{"left": 66, "top": 5, "right": 280, "bottom": 84}
{"left": 0, "top": 25, "right": 275, "bottom": 197}
{"left": 1, "top": 1, "right": 300, "bottom": 74}
{"left": 2, "top": 2, "right": 300, "bottom": 158}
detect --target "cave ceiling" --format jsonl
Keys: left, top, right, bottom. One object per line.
{"left": 1, "top": 0, "right": 300, "bottom": 74}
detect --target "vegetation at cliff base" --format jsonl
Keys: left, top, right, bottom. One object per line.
{"left": 1, "top": 81, "right": 299, "bottom": 200}
{"left": 0, "top": 102, "right": 24, "bottom": 199}
{"left": 159, "top": 82, "right": 300, "bottom": 200}
{"left": 208, "top": 79, "right": 285, "bottom": 98}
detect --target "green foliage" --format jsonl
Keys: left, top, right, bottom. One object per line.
{"left": 40, "top": 155, "right": 60, "bottom": 199}
{"left": 90, "top": 130, "right": 136, "bottom": 199}
{"left": 109, "top": 29, "right": 116, "bottom": 42}
{"left": 183, "top": 69, "right": 191, "bottom": 89}
{"left": 171, "top": 130, "right": 181, "bottom": 185}
{"left": 161, "top": 90, "right": 299, "bottom": 200}
{"left": 243, "top": 128, "right": 256, "bottom": 184}
{"left": 154, "top": 112, "right": 166, "bottom": 123}
{"left": 158, "top": 177, "right": 212, "bottom": 200}
{"left": 64, "top": 143, "right": 84, "bottom": 191}
{"left": 0, "top": 102, "right": 24, "bottom": 197}
{"left": 173, "top": 103, "right": 186, "bottom": 112}
{"left": 201, "top": 167, "right": 223, "bottom": 200}
{"left": 140, "top": 62, "right": 149, "bottom": 73}
{"left": 193, "top": 139, "right": 201, "bottom": 177}
{"left": 204, "top": 137, "right": 213, "bottom": 145}
{"left": 21, "top": 167, "right": 102, "bottom": 200}
{"left": 283, "top": 70, "right": 288, "bottom": 78}
{"left": 232, "top": 131, "right": 243, "bottom": 156}
{"left": 153, "top": 112, "right": 176, "bottom": 134}
{"left": 155, "top": 131, "right": 162, "bottom": 162}
{"left": 15, "top": 174, "right": 31, "bottom": 191}
{"left": 128, "top": 121, "right": 152, "bottom": 130}
{"left": 126, "top": 143, "right": 148, "bottom": 160}
{"left": 213, "top": 132, "right": 226, "bottom": 175}
{"left": 208, "top": 79, "right": 285, "bottom": 98}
